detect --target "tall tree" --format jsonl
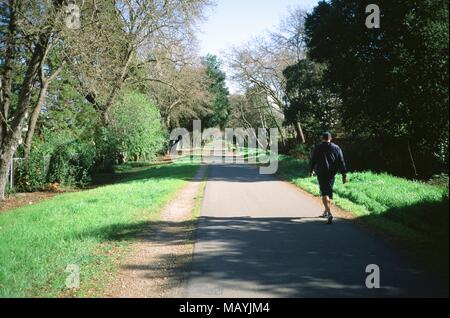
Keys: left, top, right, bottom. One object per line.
{"left": 227, "top": 37, "right": 291, "bottom": 144}
{"left": 149, "top": 58, "right": 213, "bottom": 130}
{"left": 65, "top": 0, "right": 212, "bottom": 125}
{"left": 0, "top": 0, "right": 66, "bottom": 200}
{"left": 283, "top": 60, "right": 342, "bottom": 141}
{"left": 24, "top": 44, "right": 65, "bottom": 158}
{"left": 227, "top": 7, "right": 312, "bottom": 144}
{"left": 202, "top": 54, "right": 230, "bottom": 129}
{"left": 305, "top": 0, "right": 449, "bottom": 174}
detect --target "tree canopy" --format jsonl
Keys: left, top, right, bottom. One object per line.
{"left": 304, "top": 0, "right": 449, "bottom": 169}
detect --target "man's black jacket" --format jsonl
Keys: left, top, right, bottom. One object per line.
{"left": 310, "top": 142, "right": 347, "bottom": 178}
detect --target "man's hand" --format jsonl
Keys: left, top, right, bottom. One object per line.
{"left": 343, "top": 175, "right": 348, "bottom": 184}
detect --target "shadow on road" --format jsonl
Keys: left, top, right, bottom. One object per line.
{"left": 185, "top": 216, "right": 448, "bottom": 298}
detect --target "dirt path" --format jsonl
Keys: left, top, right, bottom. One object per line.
{"left": 108, "top": 165, "right": 207, "bottom": 298}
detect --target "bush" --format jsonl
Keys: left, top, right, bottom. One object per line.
{"left": 48, "top": 141, "right": 96, "bottom": 187}
{"left": 102, "top": 90, "right": 167, "bottom": 163}
{"left": 13, "top": 90, "right": 168, "bottom": 191}
{"left": 14, "top": 144, "right": 51, "bottom": 192}
{"left": 288, "top": 144, "right": 313, "bottom": 160}
{"left": 14, "top": 129, "right": 97, "bottom": 191}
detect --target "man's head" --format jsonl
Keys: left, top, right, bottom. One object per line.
{"left": 322, "top": 132, "right": 332, "bottom": 142}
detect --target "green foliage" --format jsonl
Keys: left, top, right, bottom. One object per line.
{"left": 48, "top": 140, "right": 96, "bottom": 187}
{"left": 0, "top": 162, "right": 199, "bottom": 297}
{"left": 14, "top": 146, "right": 50, "bottom": 192}
{"left": 202, "top": 54, "right": 230, "bottom": 129}
{"left": 304, "top": 0, "right": 449, "bottom": 174}
{"left": 103, "top": 90, "right": 167, "bottom": 163}
{"left": 14, "top": 81, "right": 99, "bottom": 190}
{"left": 287, "top": 144, "right": 314, "bottom": 160}
{"left": 283, "top": 60, "right": 342, "bottom": 141}
{"left": 13, "top": 86, "right": 169, "bottom": 191}
{"left": 41, "top": 72, "right": 99, "bottom": 137}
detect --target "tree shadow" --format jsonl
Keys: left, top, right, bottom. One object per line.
{"left": 78, "top": 219, "right": 198, "bottom": 244}
{"left": 356, "top": 197, "right": 449, "bottom": 283}
{"left": 76, "top": 218, "right": 199, "bottom": 297}
{"left": 275, "top": 156, "right": 449, "bottom": 292}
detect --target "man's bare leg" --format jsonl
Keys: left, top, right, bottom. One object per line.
{"left": 322, "top": 196, "right": 331, "bottom": 214}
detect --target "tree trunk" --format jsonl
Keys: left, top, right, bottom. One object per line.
{"left": 0, "top": 124, "right": 22, "bottom": 200}
{"left": 272, "top": 117, "right": 285, "bottom": 147}
{"left": 100, "top": 109, "right": 110, "bottom": 126}
{"left": 100, "top": 49, "right": 134, "bottom": 125}
{"left": 0, "top": 0, "right": 65, "bottom": 200}
{"left": 294, "top": 122, "right": 306, "bottom": 144}
{"left": 24, "top": 82, "right": 49, "bottom": 158}
{"left": 0, "top": 0, "right": 17, "bottom": 145}
{"left": 0, "top": 34, "right": 52, "bottom": 200}
{"left": 24, "top": 60, "right": 64, "bottom": 158}
{"left": 407, "top": 140, "right": 419, "bottom": 178}
{"left": 0, "top": 149, "right": 14, "bottom": 200}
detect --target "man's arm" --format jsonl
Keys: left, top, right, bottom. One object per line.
{"left": 310, "top": 146, "right": 318, "bottom": 175}
{"left": 338, "top": 147, "right": 348, "bottom": 183}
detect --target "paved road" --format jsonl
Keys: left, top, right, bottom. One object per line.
{"left": 186, "top": 164, "right": 448, "bottom": 298}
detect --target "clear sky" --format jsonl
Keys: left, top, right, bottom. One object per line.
{"left": 197, "top": 0, "right": 320, "bottom": 92}
{"left": 198, "top": 0, "right": 320, "bottom": 56}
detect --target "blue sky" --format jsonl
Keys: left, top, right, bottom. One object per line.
{"left": 198, "top": 0, "right": 320, "bottom": 56}
{"left": 197, "top": 0, "right": 320, "bottom": 92}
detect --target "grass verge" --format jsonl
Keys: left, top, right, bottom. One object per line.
{"left": 0, "top": 162, "right": 199, "bottom": 297}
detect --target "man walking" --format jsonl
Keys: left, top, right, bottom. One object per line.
{"left": 310, "top": 132, "right": 348, "bottom": 222}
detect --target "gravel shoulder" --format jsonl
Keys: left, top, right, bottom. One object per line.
{"left": 107, "top": 165, "right": 208, "bottom": 298}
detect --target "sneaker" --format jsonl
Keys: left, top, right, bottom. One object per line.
{"left": 326, "top": 214, "right": 334, "bottom": 224}
{"left": 320, "top": 211, "right": 329, "bottom": 218}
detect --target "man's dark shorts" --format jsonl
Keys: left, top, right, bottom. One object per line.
{"left": 317, "top": 175, "right": 335, "bottom": 199}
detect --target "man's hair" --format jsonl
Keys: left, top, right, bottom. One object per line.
{"left": 322, "top": 132, "right": 332, "bottom": 141}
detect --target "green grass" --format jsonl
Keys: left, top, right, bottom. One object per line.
{"left": 0, "top": 162, "right": 199, "bottom": 298}
{"left": 277, "top": 155, "right": 449, "bottom": 260}
{"left": 236, "top": 147, "right": 270, "bottom": 163}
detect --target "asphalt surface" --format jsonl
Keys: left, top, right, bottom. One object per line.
{"left": 186, "top": 164, "right": 448, "bottom": 298}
